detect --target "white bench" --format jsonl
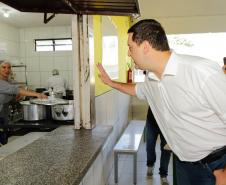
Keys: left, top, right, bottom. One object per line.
{"left": 114, "top": 120, "right": 145, "bottom": 184}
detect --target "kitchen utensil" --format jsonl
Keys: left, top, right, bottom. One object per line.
{"left": 51, "top": 100, "right": 74, "bottom": 120}
{"left": 30, "top": 98, "right": 68, "bottom": 106}
{"left": 20, "top": 101, "right": 46, "bottom": 121}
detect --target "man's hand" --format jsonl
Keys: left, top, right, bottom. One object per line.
{"left": 213, "top": 168, "right": 226, "bottom": 185}
{"left": 96, "top": 63, "right": 112, "bottom": 85}
{"left": 96, "top": 63, "right": 136, "bottom": 96}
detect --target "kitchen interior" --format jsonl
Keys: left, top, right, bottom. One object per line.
{"left": 0, "top": 0, "right": 226, "bottom": 185}
{"left": 0, "top": 5, "right": 74, "bottom": 133}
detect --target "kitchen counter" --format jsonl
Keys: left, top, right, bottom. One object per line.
{"left": 0, "top": 125, "right": 113, "bottom": 185}
{"left": 1, "top": 119, "right": 74, "bottom": 129}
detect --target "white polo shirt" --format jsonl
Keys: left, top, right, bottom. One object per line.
{"left": 135, "top": 52, "right": 226, "bottom": 162}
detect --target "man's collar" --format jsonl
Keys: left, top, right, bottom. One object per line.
{"left": 162, "top": 52, "right": 178, "bottom": 76}
{"left": 147, "top": 52, "right": 178, "bottom": 81}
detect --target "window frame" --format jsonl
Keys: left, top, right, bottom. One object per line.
{"left": 35, "top": 38, "right": 72, "bottom": 52}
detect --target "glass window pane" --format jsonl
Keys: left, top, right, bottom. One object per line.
{"left": 102, "top": 36, "right": 118, "bottom": 66}
{"left": 55, "top": 45, "right": 72, "bottom": 51}
{"left": 102, "top": 36, "right": 118, "bottom": 79}
{"left": 36, "top": 46, "right": 53, "bottom": 51}
{"left": 55, "top": 39, "right": 72, "bottom": 45}
{"left": 35, "top": 38, "right": 72, "bottom": 52}
{"left": 102, "top": 16, "right": 119, "bottom": 80}
{"left": 36, "top": 40, "right": 53, "bottom": 46}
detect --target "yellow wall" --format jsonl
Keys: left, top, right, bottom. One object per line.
{"left": 94, "top": 16, "right": 131, "bottom": 96}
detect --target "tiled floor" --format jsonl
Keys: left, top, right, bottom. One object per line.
{"left": 107, "top": 138, "right": 173, "bottom": 185}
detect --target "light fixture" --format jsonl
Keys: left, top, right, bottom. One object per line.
{"left": 3, "top": 8, "right": 9, "bottom": 18}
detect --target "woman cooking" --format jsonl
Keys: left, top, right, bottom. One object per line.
{"left": 0, "top": 60, "right": 47, "bottom": 145}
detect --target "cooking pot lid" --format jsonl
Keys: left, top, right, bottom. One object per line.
{"left": 29, "top": 98, "right": 68, "bottom": 105}
{"left": 20, "top": 101, "right": 31, "bottom": 105}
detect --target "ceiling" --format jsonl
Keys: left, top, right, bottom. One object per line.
{"left": 0, "top": 0, "right": 226, "bottom": 31}
{"left": 0, "top": 0, "right": 139, "bottom": 28}
{"left": 0, "top": 2, "right": 71, "bottom": 27}
{"left": 0, "top": 0, "right": 139, "bottom": 16}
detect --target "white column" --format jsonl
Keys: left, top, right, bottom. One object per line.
{"left": 72, "top": 15, "right": 81, "bottom": 129}
{"left": 71, "top": 14, "right": 95, "bottom": 129}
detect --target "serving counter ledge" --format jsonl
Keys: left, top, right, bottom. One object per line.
{"left": 0, "top": 124, "right": 113, "bottom": 185}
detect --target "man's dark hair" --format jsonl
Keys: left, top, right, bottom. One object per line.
{"left": 128, "top": 19, "right": 170, "bottom": 51}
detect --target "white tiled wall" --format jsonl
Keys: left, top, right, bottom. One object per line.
{"left": 0, "top": 21, "right": 20, "bottom": 63}
{"left": 19, "top": 26, "right": 73, "bottom": 90}
{"left": 0, "top": 20, "right": 73, "bottom": 90}
{"left": 80, "top": 90, "right": 131, "bottom": 185}
{"left": 81, "top": 91, "right": 149, "bottom": 185}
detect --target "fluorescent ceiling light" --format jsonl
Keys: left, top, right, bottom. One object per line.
{"left": 3, "top": 9, "right": 9, "bottom": 18}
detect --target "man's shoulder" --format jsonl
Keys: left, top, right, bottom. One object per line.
{"left": 176, "top": 53, "right": 220, "bottom": 74}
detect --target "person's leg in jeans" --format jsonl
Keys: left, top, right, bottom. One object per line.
{"left": 159, "top": 131, "right": 171, "bottom": 177}
{"left": 146, "top": 108, "right": 159, "bottom": 175}
{"left": 175, "top": 157, "right": 215, "bottom": 185}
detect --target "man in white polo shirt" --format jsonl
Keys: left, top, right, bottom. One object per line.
{"left": 97, "top": 19, "right": 226, "bottom": 185}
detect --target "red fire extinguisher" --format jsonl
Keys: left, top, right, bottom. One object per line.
{"left": 127, "top": 67, "right": 133, "bottom": 83}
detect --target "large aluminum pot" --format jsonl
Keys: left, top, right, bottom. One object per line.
{"left": 20, "top": 101, "right": 46, "bottom": 121}
{"left": 51, "top": 100, "right": 74, "bottom": 121}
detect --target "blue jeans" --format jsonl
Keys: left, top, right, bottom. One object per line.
{"left": 176, "top": 153, "right": 226, "bottom": 185}
{"left": 146, "top": 108, "right": 171, "bottom": 177}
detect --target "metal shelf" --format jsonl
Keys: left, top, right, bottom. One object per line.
{"left": 11, "top": 82, "right": 27, "bottom": 85}
{"left": 12, "top": 65, "right": 26, "bottom": 68}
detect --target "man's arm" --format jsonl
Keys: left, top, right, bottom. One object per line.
{"left": 213, "top": 168, "right": 226, "bottom": 185}
{"left": 96, "top": 63, "right": 136, "bottom": 96}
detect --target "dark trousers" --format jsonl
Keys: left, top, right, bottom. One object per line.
{"left": 0, "top": 117, "right": 8, "bottom": 145}
{"left": 176, "top": 153, "right": 226, "bottom": 185}
{"left": 146, "top": 107, "right": 171, "bottom": 177}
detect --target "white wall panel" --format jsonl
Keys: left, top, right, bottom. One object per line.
{"left": 20, "top": 26, "right": 73, "bottom": 89}
{"left": 25, "top": 57, "right": 40, "bottom": 72}
{"left": 53, "top": 56, "right": 69, "bottom": 70}
{"left": 40, "top": 71, "right": 50, "bottom": 89}
{"left": 25, "top": 41, "right": 38, "bottom": 57}
{"left": 19, "top": 43, "right": 26, "bottom": 58}
{"left": 0, "top": 22, "right": 8, "bottom": 40}
{"left": 27, "top": 71, "right": 41, "bottom": 88}
{"left": 82, "top": 165, "right": 94, "bottom": 185}
{"left": 25, "top": 28, "right": 39, "bottom": 41}
{"left": 39, "top": 56, "right": 54, "bottom": 72}
{"left": 0, "top": 22, "right": 19, "bottom": 62}
{"left": 53, "top": 26, "right": 71, "bottom": 38}
{"left": 80, "top": 90, "right": 131, "bottom": 185}
{"left": 39, "top": 27, "right": 54, "bottom": 39}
